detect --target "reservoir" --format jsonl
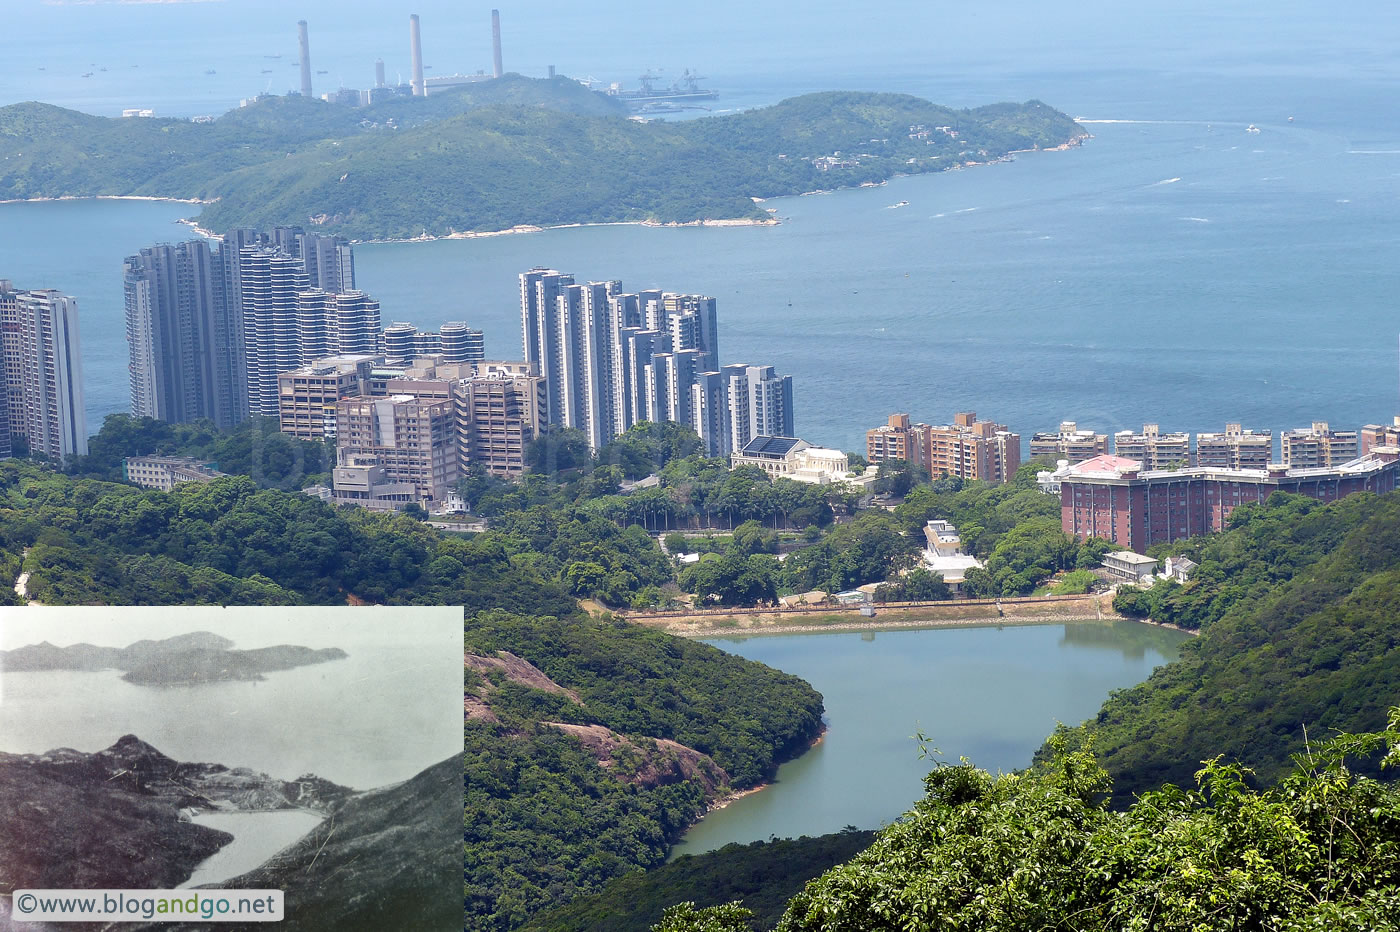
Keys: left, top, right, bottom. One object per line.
{"left": 180, "top": 810, "right": 323, "bottom": 888}
{"left": 672, "top": 620, "right": 1188, "bottom": 856}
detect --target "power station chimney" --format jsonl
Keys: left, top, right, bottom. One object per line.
{"left": 375, "top": 58, "right": 386, "bottom": 88}
{"left": 491, "top": 9, "right": 503, "bottom": 79}
{"left": 409, "top": 14, "right": 426, "bottom": 96}
{"left": 297, "top": 20, "right": 313, "bottom": 98}
{"left": 548, "top": 64, "right": 556, "bottom": 79}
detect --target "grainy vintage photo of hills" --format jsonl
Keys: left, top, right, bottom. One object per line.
{"left": 0, "top": 605, "right": 463, "bottom": 931}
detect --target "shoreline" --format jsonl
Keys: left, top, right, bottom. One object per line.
{"left": 352, "top": 215, "right": 780, "bottom": 246}
{"left": 625, "top": 592, "right": 1199, "bottom": 640}
{"left": 671, "top": 613, "right": 1172, "bottom": 639}
{"left": 0, "top": 194, "right": 210, "bottom": 206}
{"left": 698, "top": 722, "right": 828, "bottom": 817}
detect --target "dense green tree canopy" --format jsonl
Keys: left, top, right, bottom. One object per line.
{"left": 775, "top": 716, "right": 1400, "bottom": 931}
{"left": 1054, "top": 490, "right": 1400, "bottom": 806}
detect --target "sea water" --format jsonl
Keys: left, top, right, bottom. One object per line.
{"left": 1, "top": 2, "right": 1398, "bottom": 448}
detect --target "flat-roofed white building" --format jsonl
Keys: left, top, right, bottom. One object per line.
{"left": 1102, "top": 550, "right": 1159, "bottom": 583}
{"left": 123, "top": 456, "right": 228, "bottom": 491}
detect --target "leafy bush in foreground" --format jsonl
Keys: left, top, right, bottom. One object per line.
{"left": 766, "top": 717, "right": 1400, "bottom": 932}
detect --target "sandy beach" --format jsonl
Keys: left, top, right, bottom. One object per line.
{"left": 0, "top": 194, "right": 210, "bottom": 206}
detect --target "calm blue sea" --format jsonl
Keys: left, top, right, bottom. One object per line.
{"left": 2, "top": 1, "right": 1399, "bottom": 450}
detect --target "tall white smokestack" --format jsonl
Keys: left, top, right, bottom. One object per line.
{"left": 298, "top": 20, "right": 313, "bottom": 98}
{"left": 410, "top": 14, "right": 426, "bottom": 96}
{"left": 491, "top": 9, "right": 503, "bottom": 79}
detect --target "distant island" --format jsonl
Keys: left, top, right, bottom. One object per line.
{"left": 0, "top": 75, "right": 1085, "bottom": 240}
{"left": 0, "top": 631, "right": 347, "bottom": 685}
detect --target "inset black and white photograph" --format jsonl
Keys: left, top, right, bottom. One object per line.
{"left": 0, "top": 605, "right": 463, "bottom": 931}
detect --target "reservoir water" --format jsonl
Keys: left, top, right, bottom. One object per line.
{"left": 179, "top": 810, "right": 323, "bottom": 888}
{"left": 672, "top": 621, "right": 1189, "bottom": 856}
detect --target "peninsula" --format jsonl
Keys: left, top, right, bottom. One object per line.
{"left": 0, "top": 77, "right": 1085, "bottom": 240}
{"left": 0, "top": 631, "right": 348, "bottom": 685}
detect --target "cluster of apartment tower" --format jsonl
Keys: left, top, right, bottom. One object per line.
{"left": 519, "top": 268, "right": 794, "bottom": 457}
{"left": 121, "top": 227, "right": 484, "bottom": 428}
{"left": 4, "top": 237, "right": 798, "bottom": 514}
{"left": 1028, "top": 420, "right": 1372, "bottom": 471}
{"left": 1038, "top": 419, "right": 1400, "bottom": 553}
{"left": 862, "top": 410, "right": 1400, "bottom": 554}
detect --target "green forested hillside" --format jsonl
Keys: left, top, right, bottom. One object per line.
{"left": 466, "top": 611, "right": 824, "bottom": 930}
{"left": 0, "top": 81, "right": 1083, "bottom": 239}
{"left": 0, "top": 458, "right": 576, "bottom": 612}
{"left": 1053, "top": 491, "right": 1400, "bottom": 806}
{"left": 524, "top": 831, "right": 876, "bottom": 932}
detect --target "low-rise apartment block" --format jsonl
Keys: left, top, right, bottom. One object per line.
{"left": 333, "top": 394, "right": 458, "bottom": 510}
{"left": 122, "top": 456, "right": 228, "bottom": 491}
{"left": 1280, "top": 421, "right": 1358, "bottom": 468}
{"left": 1195, "top": 423, "right": 1272, "bottom": 470}
{"left": 1361, "top": 416, "right": 1400, "bottom": 455}
{"left": 1112, "top": 424, "right": 1191, "bottom": 469}
{"left": 866, "top": 412, "right": 1020, "bottom": 483}
{"left": 1030, "top": 421, "right": 1108, "bottom": 464}
{"left": 277, "top": 354, "right": 379, "bottom": 440}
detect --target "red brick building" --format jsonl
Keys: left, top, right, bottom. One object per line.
{"left": 1058, "top": 450, "right": 1400, "bottom": 551}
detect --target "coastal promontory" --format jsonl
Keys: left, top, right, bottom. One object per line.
{"left": 0, "top": 76, "right": 1084, "bottom": 240}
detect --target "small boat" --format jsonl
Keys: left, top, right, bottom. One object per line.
{"left": 260, "top": 68, "right": 272, "bottom": 74}
{"left": 887, "top": 200, "right": 909, "bottom": 209}
{"left": 1245, "top": 124, "right": 1261, "bottom": 134}
{"left": 316, "top": 69, "right": 328, "bottom": 75}
{"left": 81, "top": 72, "right": 93, "bottom": 78}
{"left": 1287, "top": 116, "right": 1295, "bottom": 122}
{"left": 205, "top": 69, "right": 216, "bottom": 75}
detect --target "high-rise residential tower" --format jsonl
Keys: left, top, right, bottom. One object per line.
{"left": 240, "top": 247, "right": 310, "bottom": 417}
{"left": 518, "top": 268, "right": 756, "bottom": 451}
{"left": 726, "top": 364, "right": 794, "bottom": 453}
{"left": 123, "top": 241, "right": 243, "bottom": 428}
{"left": 0, "top": 282, "right": 87, "bottom": 458}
